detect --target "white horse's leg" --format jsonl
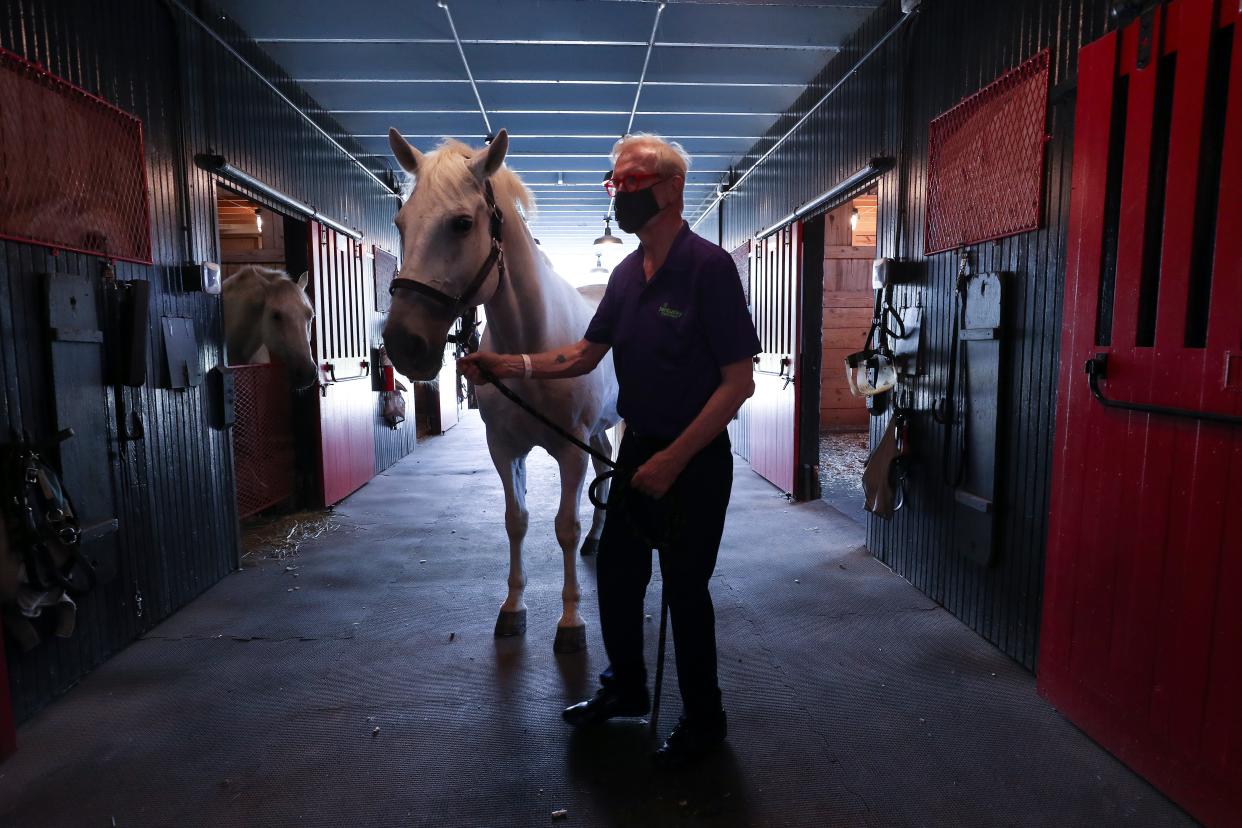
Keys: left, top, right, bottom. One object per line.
{"left": 552, "top": 443, "right": 590, "bottom": 654}
{"left": 489, "top": 438, "right": 530, "bottom": 637}
{"left": 579, "top": 429, "right": 613, "bottom": 557}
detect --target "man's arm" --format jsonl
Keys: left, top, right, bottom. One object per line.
{"left": 630, "top": 358, "right": 756, "bottom": 499}
{"left": 458, "top": 338, "right": 610, "bottom": 384}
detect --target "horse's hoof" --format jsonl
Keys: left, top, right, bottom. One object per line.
{"left": 553, "top": 624, "right": 587, "bottom": 654}
{"left": 494, "top": 609, "right": 527, "bottom": 638}
{"left": 579, "top": 537, "right": 599, "bottom": 557}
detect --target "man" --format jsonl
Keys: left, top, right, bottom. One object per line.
{"left": 459, "top": 134, "right": 758, "bottom": 766}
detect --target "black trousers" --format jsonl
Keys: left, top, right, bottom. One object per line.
{"left": 596, "top": 427, "right": 734, "bottom": 720}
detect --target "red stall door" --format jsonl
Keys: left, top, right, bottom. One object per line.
{"left": 309, "top": 221, "right": 376, "bottom": 506}
{"left": 1040, "top": 3, "right": 1241, "bottom": 825}
{"left": 747, "top": 223, "right": 802, "bottom": 496}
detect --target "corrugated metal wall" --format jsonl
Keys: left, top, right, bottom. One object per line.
{"left": 705, "top": 0, "right": 1114, "bottom": 670}
{"left": 0, "top": 0, "right": 413, "bottom": 720}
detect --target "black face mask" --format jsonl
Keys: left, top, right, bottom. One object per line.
{"left": 614, "top": 185, "right": 662, "bottom": 233}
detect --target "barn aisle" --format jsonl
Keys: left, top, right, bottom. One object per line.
{"left": 0, "top": 412, "right": 1186, "bottom": 827}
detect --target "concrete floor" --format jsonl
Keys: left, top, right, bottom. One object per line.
{"left": 0, "top": 412, "right": 1191, "bottom": 827}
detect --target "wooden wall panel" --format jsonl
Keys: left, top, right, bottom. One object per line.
{"left": 820, "top": 204, "right": 873, "bottom": 430}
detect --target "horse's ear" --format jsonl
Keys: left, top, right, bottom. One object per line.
{"left": 388, "top": 128, "right": 422, "bottom": 174}
{"left": 470, "top": 129, "right": 508, "bottom": 181}
{"left": 296, "top": 271, "right": 309, "bottom": 291}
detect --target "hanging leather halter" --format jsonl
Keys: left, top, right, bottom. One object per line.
{"left": 388, "top": 179, "right": 507, "bottom": 315}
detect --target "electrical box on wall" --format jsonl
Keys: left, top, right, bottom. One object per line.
{"left": 114, "top": 279, "right": 150, "bottom": 387}
{"left": 161, "top": 316, "right": 202, "bottom": 389}
{"left": 205, "top": 365, "right": 235, "bottom": 429}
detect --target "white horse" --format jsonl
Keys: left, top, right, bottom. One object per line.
{"left": 222, "top": 265, "right": 319, "bottom": 390}
{"left": 382, "top": 129, "right": 619, "bottom": 654}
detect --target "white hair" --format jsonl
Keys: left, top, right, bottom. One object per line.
{"left": 611, "top": 133, "right": 692, "bottom": 178}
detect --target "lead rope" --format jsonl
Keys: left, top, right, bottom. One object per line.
{"left": 474, "top": 366, "right": 618, "bottom": 483}
{"left": 474, "top": 364, "right": 672, "bottom": 733}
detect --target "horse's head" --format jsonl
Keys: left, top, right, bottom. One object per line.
{"left": 262, "top": 272, "right": 318, "bottom": 390}
{"left": 383, "top": 128, "right": 517, "bottom": 381}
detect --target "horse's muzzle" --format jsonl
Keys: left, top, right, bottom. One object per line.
{"left": 289, "top": 360, "right": 320, "bottom": 391}
{"left": 383, "top": 327, "right": 442, "bottom": 381}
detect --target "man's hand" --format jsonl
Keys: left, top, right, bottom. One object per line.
{"left": 457, "top": 351, "right": 509, "bottom": 385}
{"left": 630, "top": 449, "right": 686, "bottom": 499}
{"left": 457, "top": 340, "right": 610, "bottom": 385}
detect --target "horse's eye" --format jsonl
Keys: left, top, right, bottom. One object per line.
{"left": 451, "top": 216, "right": 473, "bottom": 235}
{"left": 271, "top": 311, "right": 283, "bottom": 322}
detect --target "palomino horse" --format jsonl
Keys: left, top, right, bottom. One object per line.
{"left": 222, "top": 265, "right": 319, "bottom": 390}
{"left": 382, "top": 129, "right": 619, "bottom": 654}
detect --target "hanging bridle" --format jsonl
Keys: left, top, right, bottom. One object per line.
{"left": 388, "top": 178, "right": 506, "bottom": 317}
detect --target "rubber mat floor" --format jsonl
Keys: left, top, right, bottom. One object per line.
{"left": 0, "top": 412, "right": 1191, "bottom": 827}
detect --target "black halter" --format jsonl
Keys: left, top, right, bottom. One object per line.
{"left": 388, "top": 179, "right": 506, "bottom": 315}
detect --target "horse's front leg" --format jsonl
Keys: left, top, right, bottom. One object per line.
{"left": 489, "top": 439, "right": 529, "bottom": 637}
{"left": 552, "top": 443, "right": 590, "bottom": 654}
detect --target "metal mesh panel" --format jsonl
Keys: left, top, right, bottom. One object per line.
{"left": 731, "top": 239, "right": 751, "bottom": 306}
{"left": 232, "top": 364, "right": 295, "bottom": 519}
{"left": 924, "top": 49, "right": 1051, "bottom": 255}
{"left": 0, "top": 48, "right": 152, "bottom": 264}
{"left": 373, "top": 245, "right": 397, "bottom": 312}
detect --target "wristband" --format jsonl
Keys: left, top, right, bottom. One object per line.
{"left": 521, "top": 354, "right": 533, "bottom": 379}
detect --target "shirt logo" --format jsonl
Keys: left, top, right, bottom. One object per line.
{"left": 657, "top": 303, "right": 683, "bottom": 320}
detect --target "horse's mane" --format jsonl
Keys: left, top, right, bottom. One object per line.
{"left": 422, "top": 138, "right": 536, "bottom": 220}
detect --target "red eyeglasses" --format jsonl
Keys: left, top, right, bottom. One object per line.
{"left": 602, "top": 171, "right": 668, "bottom": 197}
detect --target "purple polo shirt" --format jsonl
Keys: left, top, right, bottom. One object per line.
{"left": 585, "top": 222, "right": 760, "bottom": 441}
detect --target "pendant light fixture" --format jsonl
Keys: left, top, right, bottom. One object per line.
{"left": 593, "top": 215, "right": 623, "bottom": 247}
{"left": 589, "top": 252, "right": 609, "bottom": 276}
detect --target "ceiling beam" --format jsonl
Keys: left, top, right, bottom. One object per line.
{"left": 437, "top": 1, "right": 492, "bottom": 136}
{"left": 691, "top": 9, "right": 913, "bottom": 229}
{"left": 361, "top": 153, "right": 734, "bottom": 161}
{"left": 353, "top": 134, "right": 760, "bottom": 140}
{"left": 332, "top": 109, "right": 780, "bottom": 116}
{"left": 601, "top": 0, "right": 878, "bottom": 4}
{"left": 627, "top": 2, "right": 666, "bottom": 135}
{"left": 513, "top": 152, "right": 738, "bottom": 158}
{"left": 496, "top": 168, "right": 730, "bottom": 173}
{"left": 531, "top": 181, "right": 719, "bottom": 187}
{"left": 295, "top": 78, "right": 804, "bottom": 88}
{"left": 164, "top": 0, "right": 399, "bottom": 199}
{"left": 255, "top": 37, "right": 839, "bottom": 51}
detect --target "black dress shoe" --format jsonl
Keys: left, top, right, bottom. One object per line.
{"left": 652, "top": 711, "right": 727, "bottom": 768}
{"left": 562, "top": 685, "right": 651, "bottom": 727}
